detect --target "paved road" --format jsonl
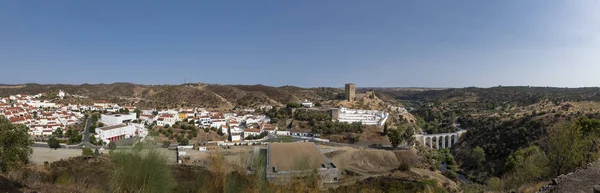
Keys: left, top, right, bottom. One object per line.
{"left": 82, "top": 117, "right": 92, "bottom": 143}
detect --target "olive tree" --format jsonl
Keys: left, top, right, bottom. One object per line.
{"left": 0, "top": 117, "right": 33, "bottom": 173}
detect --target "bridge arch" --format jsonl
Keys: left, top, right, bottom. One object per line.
{"left": 416, "top": 130, "right": 466, "bottom": 149}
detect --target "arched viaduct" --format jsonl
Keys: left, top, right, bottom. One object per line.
{"left": 413, "top": 130, "right": 467, "bottom": 149}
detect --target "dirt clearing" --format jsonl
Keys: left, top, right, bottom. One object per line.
{"left": 325, "top": 146, "right": 399, "bottom": 174}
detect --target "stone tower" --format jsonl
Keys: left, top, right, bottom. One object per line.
{"left": 345, "top": 83, "right": 355, "bottom": 102}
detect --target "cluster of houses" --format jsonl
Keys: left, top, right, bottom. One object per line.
{"left": 137, "top": 108, "right": 284, "bottom": 142}
{"left": 0, "top": 92, "right": 85, "bottom": 136}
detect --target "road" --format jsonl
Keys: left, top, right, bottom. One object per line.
{"left": 82, "top": 117, "right": 92, "bottom": 143}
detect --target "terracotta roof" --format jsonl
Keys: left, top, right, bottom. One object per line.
{"left": 245, "top": 128, "right": 261, "bottom": 133}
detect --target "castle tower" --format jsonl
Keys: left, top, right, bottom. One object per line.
{"left": 345, "top": 83, "right": 355, "bottom": 102}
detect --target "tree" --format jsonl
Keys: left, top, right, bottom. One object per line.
{"left": 68, "top": 133, "right": 83, "bottom": 144}
{"left": 134, "top": 109, "right": 141, "bottom": 119}
{"left": 162, "top": 141, "right": 171, "bottom": 148}
{"left": 217, "top": 128, "right": 224, "bottom": 136}
{"left": 52, "top": 127, "right": 63, "bottom": 138}
{"left": 471, "top": 146, "right": 486, "bottom": 169}
{"left": 0, "top": 117, "right": 33, "bottom": 173}
{"left": 65, "top": 129, "right": 73, "bottom": 138}
{"left": 91, "top": 114, "right": 100, "bottom": 122}
{"left": 108, "top": 141, "right": 117, "bottom": 150}
{"left": 402, "top": 126, "right": 416, "bottom": 146}
{"left": 82, "top": 147, "right": 93, "bottom": 157}
{"left": 89, "top": 135, "right": 97, "bottom": 145}
{"left": 89, "top": 125, "right": 97, "bottom": 133}
{"left": 286, "top": 102, "right": 301, "bottom": 108}
{"left": 48, "top": 136, "right": 61, "bottom": 150}
{"left": 164, "top": 124, "right": 170, "bottom": 129}
{"left": 546, "top": 121, "right": 589, "bottom": 177}
{"left": 382, "top": 123, "right": 389, "bottom": 136}
{"left": 387, "top": 128, "right": 403, "bottom": 148}
{"left": 486, "top": 177, "right": 504, "bottom": 192}
{"left": 503, "top": 145, "right": 549, "bottom": 188}
{"left": 179, "top": 139, "right": 189, "bottom": 146}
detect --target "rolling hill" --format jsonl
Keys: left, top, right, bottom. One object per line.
{"left": 0, "top": 83, "right": 346, "bottom": 109}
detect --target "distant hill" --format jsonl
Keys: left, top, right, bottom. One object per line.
{"left": 0, "top": 83, "right": 348, "bottom": 109}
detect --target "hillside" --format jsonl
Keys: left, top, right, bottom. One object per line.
{"left": 0, "top": 83, "right": 347, "bottom": 109}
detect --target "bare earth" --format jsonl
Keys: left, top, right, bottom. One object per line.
{"left": 548, "top": 160, "right": 600, "bottom": 193}
{"left": 30, "top": 147, "right": 83, "bottom": 165}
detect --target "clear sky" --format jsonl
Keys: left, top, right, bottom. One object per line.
{"left": 1, "top": 1, "right": 599, "bottom": 88}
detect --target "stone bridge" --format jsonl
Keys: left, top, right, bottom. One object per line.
{"left": 413, "top": 130, "right": 467, "bottom": 149}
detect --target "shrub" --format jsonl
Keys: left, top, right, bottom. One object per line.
{"left": 48, "top": 136, "right": 61, "bottom": 149}
{"left": 109, "top": 148, "right": 175, "bottom": 192}
{"left": 398, "top": 162, "right": 410, "bottom": 171}
{"left": 82, "top": 147, "right": 93, "bottom": 157}
{"left": 108, "top": 141, "right": 117, "bottom": 150}
{"left": 162, "top": 141, "right": 171, "bottom": 148}
{"left": 442, "top": 170, "right": 458, "bottom": 180}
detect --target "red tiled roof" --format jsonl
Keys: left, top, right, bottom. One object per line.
{"left": 245, "top": 128, "right": 261, "bottom": 133}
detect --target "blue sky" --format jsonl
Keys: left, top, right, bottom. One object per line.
{"left": 1, "top": 1, "right": 599, "bottom": 87}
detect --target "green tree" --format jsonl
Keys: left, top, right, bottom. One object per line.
{"left": 314, "top": 102, "right": 322, "bottom": 107}
{"left": 108, "top": 141, "right": 117, "bottom": 150}
{"left": 471, "top": 146, "right": 486, "bottom": 169}
{"left": 546, "top": 121, "right": 590, "bottom": 176}
{"left": 486, "top": 177, "right": 504, "bottom": 191}
{"left": 134, "top": 108, "right": 141, "bottom": 119}
{"left": 164, "top": 124, "right": 170, "bottom": 129}
{"left": 162, "top": 141, "right": 171, "bottom": 148}
{"left": 48, "top": 136, "right": 61, "bottom": 150}
{"left": 217, "top": 128, "right": 224, "bottom": 136}
{"left": 64, "top": 129, "right": 73, "bottom": 138}
{"left": 94, "top": 148, "right": 100, "bottom": 157}
{"left": 179, "top": 138, "right": 189, "bottom": 146}
{"left": 52, "top": 127, "right": 63, "bottom": 138}
{"left": 68, "top": 133, "right": 83, "bottom": 144}
{"left": 89, "top": 125, "right": 97, "bottom": 133}
{"left": 504, "top": 145, "right": 549, "bottom": 188}
{"left": 402, "top": 125, "right": 416, "bottom": 146}
{"left": 89, "top": 135, "right": 97, "bottom": 145}
{"left": 82, "top": 147, "right": 93, "bottom": 157}
{"left": 91, "top": 114, "right": 100, "bottom": 122}
{"left": 387, "top": 127, "right": 403, "bottom": 148}
{"left": 382, "top": 122, "right": 389, "bottom": 136}
{"left": 286, "top": 102, "right": 301, "bottom": 108}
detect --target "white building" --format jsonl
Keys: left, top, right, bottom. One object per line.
{"left": 337, "top": 107, "right": 389, "bottom": 126}
{"left": 29, "top": 101, "right": 58, "bottom": 108}
{"left": 157, "top": 114, "right": 177, "bottom": 126}
{"left": 58, "top": 90, "right": 65, "bottom": 99}
{"left": 244, "top": 128, "right": 262, "bottom": 137}
{"left": 260, "top": 123, "right": 278, "bottom": 134}
{"left": 230, "top": 127, "right": 243, "bottom": 142}
{"left": 299, "top": 100, "right": 314, "bottom": 108}
{"left": 100, "top": 113, "right": 137, "bottom": 126}
{"left": 96, "top": 124, "right": 140, "bottom": 144}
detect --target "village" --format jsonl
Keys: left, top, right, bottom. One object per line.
{"left": 0, "top": 85, "right": 403, "bottom": 186}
